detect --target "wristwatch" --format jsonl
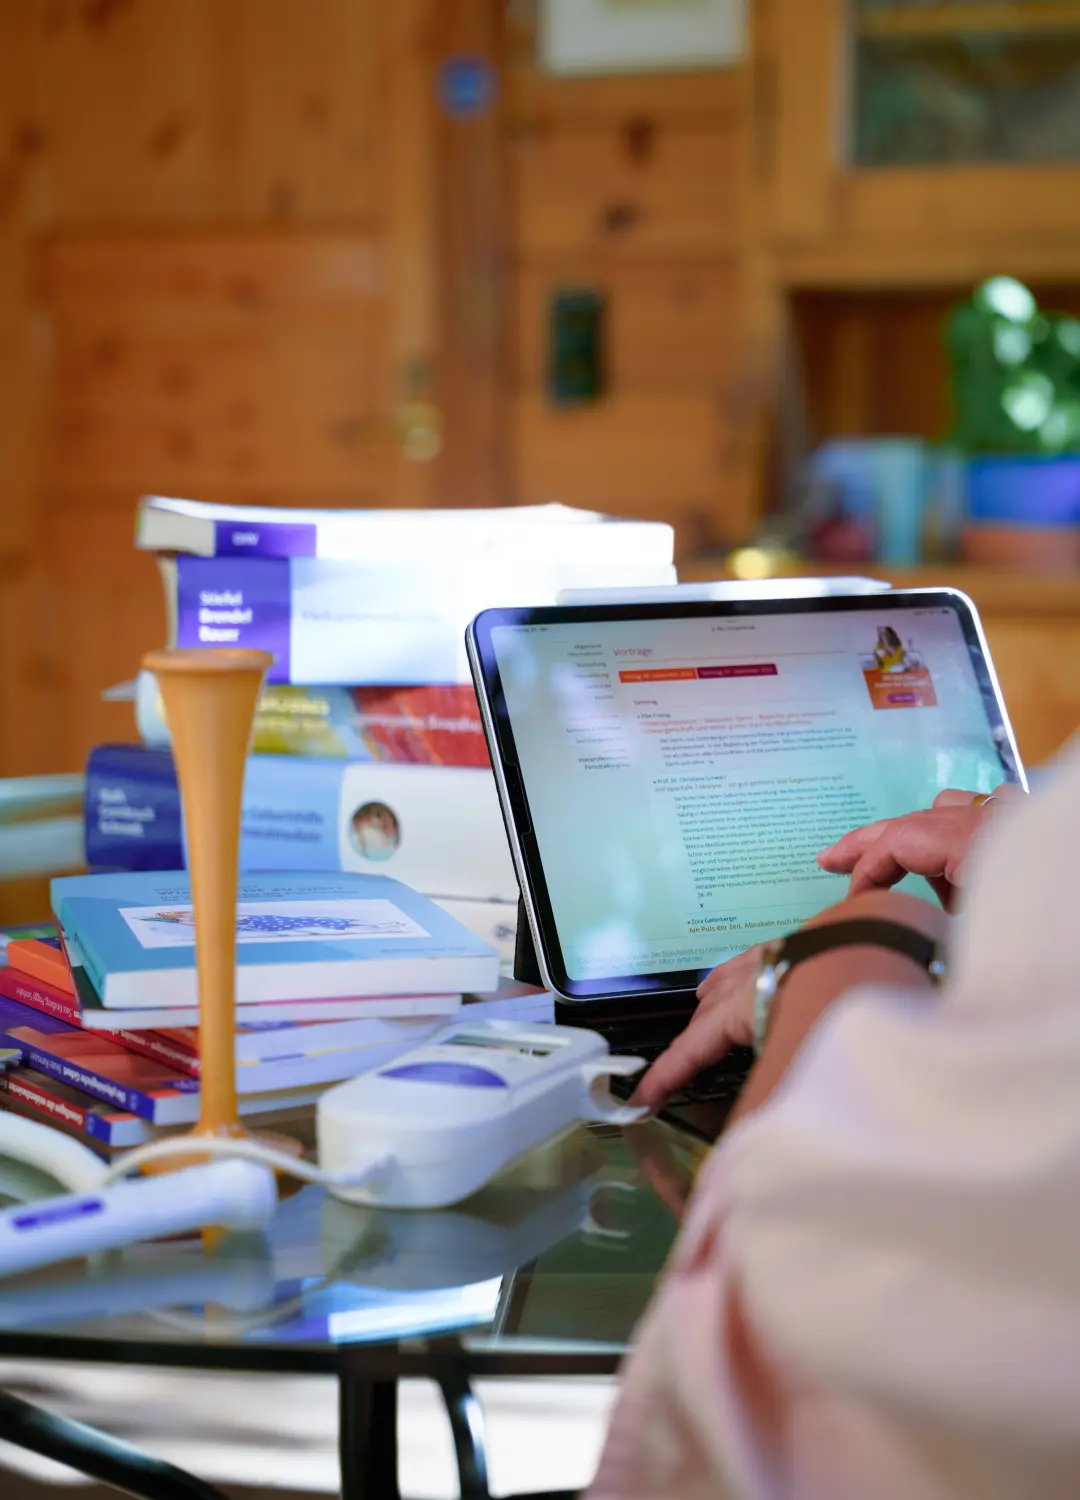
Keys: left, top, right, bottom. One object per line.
{"left": 753, "top": 919, "right": 946, "bottom": 1056}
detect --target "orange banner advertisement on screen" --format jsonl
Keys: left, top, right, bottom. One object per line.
{"left": 863, "top": 668, "right": 938, "bottom": 710}
{"left": 618, "top": 667, "right": 699, "bottom": 684}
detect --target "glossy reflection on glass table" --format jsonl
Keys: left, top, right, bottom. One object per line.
{"left": 0, "top": 1118, "right": 707, "bottom": 1500}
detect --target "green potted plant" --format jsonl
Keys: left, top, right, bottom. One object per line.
{"left": 948, "top": 277, "right": 1080, "bottom": 568}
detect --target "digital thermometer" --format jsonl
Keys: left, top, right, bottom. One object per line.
{"left": 0, "top": 1159, "right": 276, "bottom": 1278}
{"left": 318, "top": 1019, "right": 646, "bottom": 1209}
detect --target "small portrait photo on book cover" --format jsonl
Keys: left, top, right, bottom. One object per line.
{"left": 348, "top": 800, "right": 402, "bottom": 863}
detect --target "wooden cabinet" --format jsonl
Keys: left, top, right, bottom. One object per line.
{"left": 771, "top": 0, "right": 1080, "bottom": 284}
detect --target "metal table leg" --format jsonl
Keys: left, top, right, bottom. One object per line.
{"left": 339, "top": 1374, "right": 399, "bottom": 1500}
{"left": 437, "top": 1373, "right": 490, "bottom": 1500}
{"left": 0, "top": 1386, "right": 227, "bottom": 1500}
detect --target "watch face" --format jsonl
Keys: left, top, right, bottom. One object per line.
{"left": 753, "top": 942, "right": 789, "bottom": 1056}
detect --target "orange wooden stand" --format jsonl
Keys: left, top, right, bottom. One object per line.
{"left": 142, "top": 647, "right": 300, "bottom": 1157}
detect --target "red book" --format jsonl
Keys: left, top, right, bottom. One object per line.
{"left": 0, "top": 963, "right": 80, "bottom": 1024}
{"left": 0, "top": 964, "right": 200, "bottom": 1076}
{"left": 352, "top": 686, "right": 490, "bottom": 767}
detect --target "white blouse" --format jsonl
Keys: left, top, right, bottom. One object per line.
{"left": 590, "top": 739, "right": 1080, "bottom": 1500}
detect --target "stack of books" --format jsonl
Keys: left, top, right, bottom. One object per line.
{"left": 87, "top": 496, "right": 676, "bottom": 959}
{"left": 0, "top": 870, "right": 551, "bottom": 1159}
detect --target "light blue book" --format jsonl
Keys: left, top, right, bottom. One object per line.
{"left": 51, "top": 871, "right": 500, "bottom": 1011}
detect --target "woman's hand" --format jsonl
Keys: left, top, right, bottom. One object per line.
{"left": 632, "top": 944, "right": 762, "bottom": 1112}
{"left": 817, "top": 784, "right": 1022, "bottom": 910}
{"left": 632, "top": 786, "right": 1020, "bottom": 1111}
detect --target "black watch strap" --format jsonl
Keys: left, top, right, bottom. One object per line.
{"left": 780, "top": 918, "right": 942, "bottom": 977}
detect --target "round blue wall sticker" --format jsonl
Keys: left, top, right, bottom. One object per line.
{"left": 439, "top": 55, "right": 495, "bottom": 118}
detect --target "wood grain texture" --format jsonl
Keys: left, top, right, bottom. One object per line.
{"left": 978, "top": 619, "right": 1080, "bottom": 765}
{"left": 22, "top": 0, "right": 224, "bottom": 224}
{"left": 514, "top": 121, "right": 741, "bottom": 260}
{"left": 770, "top": 0, "right": 836, "bottom": 242}
{"left": 43, "top": 232, "right": 395, "bottom": 496}
{"left": 372, "top": 0, "right": 442, "bottom": 508}
{"left": 510, "top": 60, "right": 740, "bottom": 128}
{"left": 0, "top": 4, "right": 58, "bottom": 789}
{"left": 839, "top": 169, "right": 1080, "bottom": 247}
{"left": 431, "top": 0, "right": 510, "bottom": 509}
{"left": 514, "top": 392, "right": 737, "bottom": 551}
{"left": 0, "top": 0, "right": 461, "bottom": 870}
{"left": 39, "top": 503, "right": 165, "bottom": 759}
{"left": 506, "top": 6, "right": 753, "bottom": 541}
{"left": 224, "top": 0, "right": 378, "bottom": 222}
{"left": 513, "top": 260, "right": 739, "bottom": 391}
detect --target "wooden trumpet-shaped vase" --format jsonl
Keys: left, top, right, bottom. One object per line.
{"left": 142, "top": 647, "right": 298, "bottom": 1155}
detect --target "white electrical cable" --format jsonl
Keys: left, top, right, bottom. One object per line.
{"left": 0, "top": 1112, "right": 110, "bottom": 1195}
{"left": 99, "top": 1133, "right": 395, "bottom": 1195}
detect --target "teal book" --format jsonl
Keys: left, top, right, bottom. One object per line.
{"left": 51, "top": 871, "right": 500, "bottom": 1011}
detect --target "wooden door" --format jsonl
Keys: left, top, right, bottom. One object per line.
{"left": 0, "top": 0, "right": 508, "bottom": 785}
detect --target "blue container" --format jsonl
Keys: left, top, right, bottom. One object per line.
{"left": 873, "top": 439, "right": 927, "bottom": 566}
{"left": 967, "top": 455, "right": 1080, "bottom": 526}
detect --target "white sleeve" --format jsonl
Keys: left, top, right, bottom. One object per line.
{"left": 725, "top": 744, "right": 1080, "bottom": 1445}
{"left": 591, "top": 748, "right": 1080, "bottom": 1500}
{"left": 726, "top": 990, "right": 1080, "bottom": 1443}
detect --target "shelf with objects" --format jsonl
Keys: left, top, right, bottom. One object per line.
{"left": 685, "top": 273, "right": 1080, "bottom": 767}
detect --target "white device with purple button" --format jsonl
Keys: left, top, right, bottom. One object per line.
{"left": 317, "top": 1019, "right": 647, "bottom": 1210}
{"left": 0, "top": 1020, "right": 646, "bottom": 1276}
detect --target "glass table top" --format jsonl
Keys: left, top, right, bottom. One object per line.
{"left": 0, "top": 1120, "right": 707, "bottom": 1376}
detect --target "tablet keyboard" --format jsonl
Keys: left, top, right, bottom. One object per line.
{"left": 609, "top": 1043, "right": 752, "bottom": 1109}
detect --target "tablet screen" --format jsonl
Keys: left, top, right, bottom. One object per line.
{"left": 474, "top": 595, "right": 1022, "bottom": 999}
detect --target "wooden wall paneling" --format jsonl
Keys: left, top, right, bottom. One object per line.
{"left": 514, "top": 392, "right": 738, "bottom": 548}
{"left": 40, "top": 232, "right": 384, "bottom": 307}
{"left": 771, "top": 0, "right": 839, "bottom": 243}
{"left": 42, "top": 502, "right": 166, "bottom": 758}
{"left": 513, "top": 260, "right": 738, "bottom": 390}
{"left": 372, "top": 0, "right": 441, "bottom": 508}
{"left": 0, "top": 2, "right": 61, "bottom": 783}
{"left": 781, "top": 237, "right": 1080, "bottom": 293}
{"left": 837, "top": 168, "right": 1080, "bottom": 247}
{"left": 505, "top": 5, "right": 755, "bottom": 545}
{"left": 430, "top": 0, "right": 510, "bottom": 509}
{"left": 226, "top": 0, "right": 378, "bottom": 222}
{"left": 514, "top": 121, "right": 741, "bottom": 260}
{"left": 715, "top": 0, "right": 787, "bottom": 539}
{"left": 0, "top": 4, "right": 64, "bottom": 922}
{"left": 981, "top": 617, "right": 1080, "bottom": 767}
{"left": 41, "top": 232, "right": 393, "bottom": 500}
{"left": 25, "top": 0, "right": 225, "bottom": 224}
